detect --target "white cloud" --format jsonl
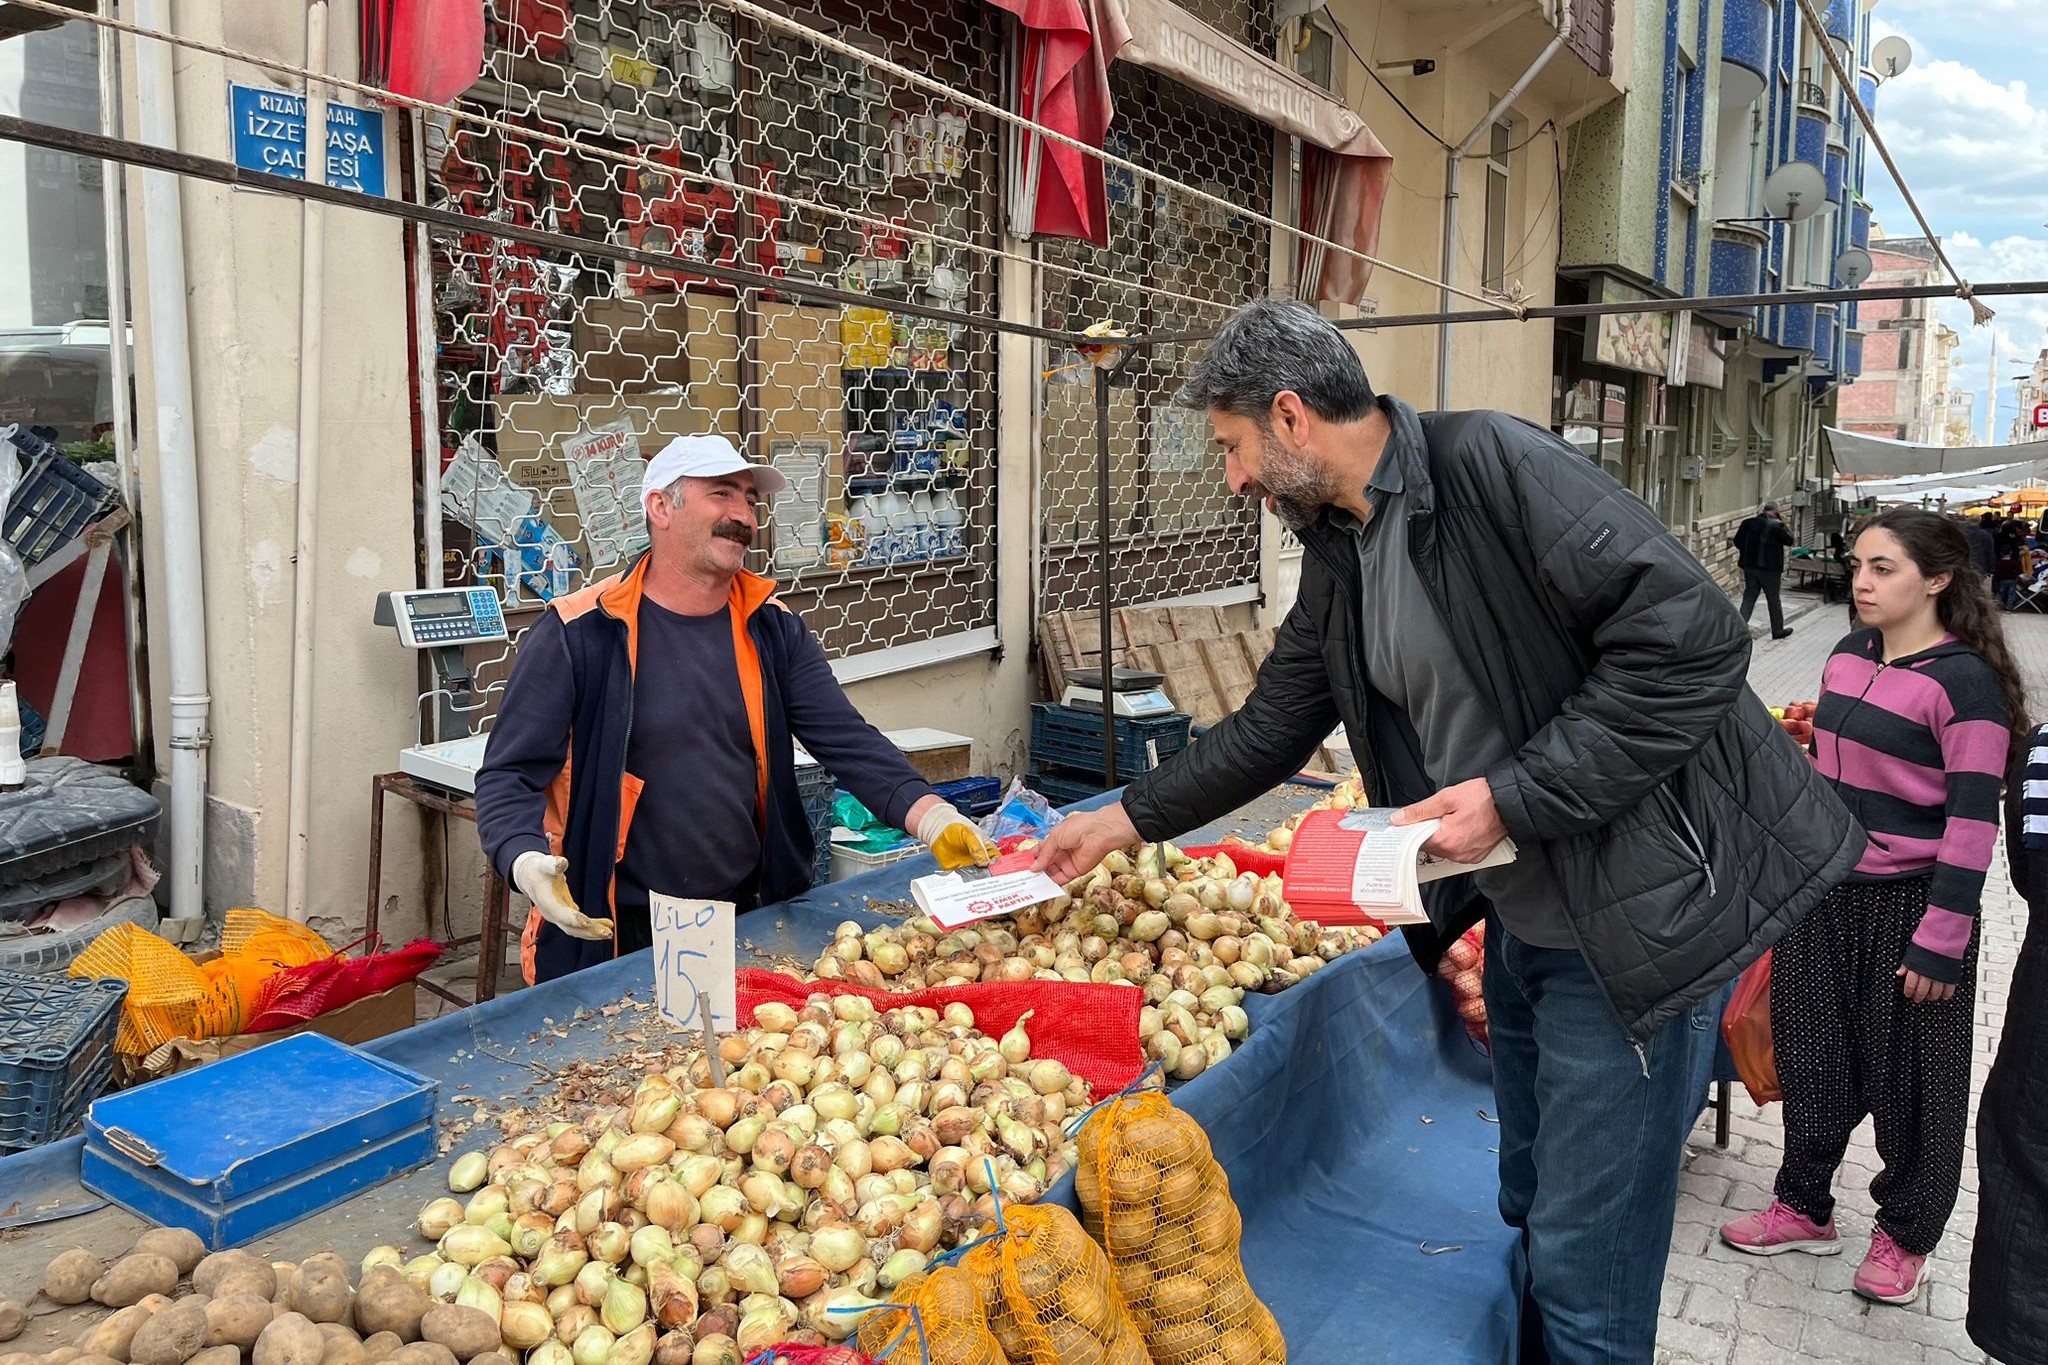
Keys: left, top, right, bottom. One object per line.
{"left": 1899, "top": 233, "right": 2048, "bottom": 443}
{"left": 1862, "top": 59, "right": 2048, "bottom": 227}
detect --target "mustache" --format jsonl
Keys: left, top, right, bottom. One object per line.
{"left": 712, "top": 520, "right": 755, "bottom": 546}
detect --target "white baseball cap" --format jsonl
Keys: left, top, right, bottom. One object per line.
{"left": 640, "top": 433, "right": 788, "bottom": 506}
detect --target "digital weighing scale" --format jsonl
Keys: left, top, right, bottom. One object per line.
{"left": 1058, "top": 667, "right": 1177, "bottom": 719}
{"left": 373, "top": 587, "right": 510, "bottom": 794}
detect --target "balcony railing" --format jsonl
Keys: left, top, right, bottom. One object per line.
{"left": 1798, "top": 79, "right": 1828, "bottom": 110}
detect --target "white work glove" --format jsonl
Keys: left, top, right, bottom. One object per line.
{"left": 914, "top": 801, "right": 999, "bottom": 872}
{"left": 511, "top": 851, "right": 614, "bottom": 941}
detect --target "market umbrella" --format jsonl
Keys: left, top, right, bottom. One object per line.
{"left": 989, "top": 0, "right": 1129, "bottom": 245}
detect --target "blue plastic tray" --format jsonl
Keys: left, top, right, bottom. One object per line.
{"left": 83, "top": 1033, "right": 437, "bottom": 1210}
{"left": 82, "top": 1116, "right": 435, "bottom": 1250}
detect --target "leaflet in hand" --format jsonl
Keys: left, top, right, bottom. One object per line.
{"left": 910, "top": 852, "right": 1064, "bottom": 930}
{"left": 1280, "top": 808, "right": 1516, "bottom": 927}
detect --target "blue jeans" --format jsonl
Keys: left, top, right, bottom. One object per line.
{"left": 1485, "top": 914, "right": 1730, "bottom": 1364}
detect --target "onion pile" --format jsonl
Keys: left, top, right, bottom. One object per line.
{"left": 381, "top": 995, "right": 1085, "bottom": 1364}
{"left": 1234, "top": 772, "right": 1367, "bottom": 854}
{"left": 807, "top": 843, "right": 1377, "bottom": 1083}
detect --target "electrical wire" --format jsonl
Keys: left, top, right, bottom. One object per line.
{"left": 1320, "top": 8, "right": 1453, "bottom": 152}
{"left": 3, "top": 0, "right": 1501, "bottom": 315}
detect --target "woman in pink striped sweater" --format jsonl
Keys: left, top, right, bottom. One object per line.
{"left": 1721, "top": 507, "right": 2030, "bottom": 1305}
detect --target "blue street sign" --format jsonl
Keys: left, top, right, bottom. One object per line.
{"left": 229, "top": 83, "right": 386, "bottom": 195}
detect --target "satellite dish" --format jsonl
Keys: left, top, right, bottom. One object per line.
{"left": 1763, "top": 162, "right": 1828, "bottom": 223}
{"left": 1872, "top": 35, "right": 1913, "bottom": 80}
{"left": 1835, "top": 247, "right": 1874, "bottom": 288}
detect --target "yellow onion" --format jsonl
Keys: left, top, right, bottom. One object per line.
{"left": 878, "top": 1249, "right": 927, "bottom": 1290}
{"left": 570, "top": 1325, "right": 615, "bottom": 1365}
{"left": 867, "top": 1137, "right": 915, "bottom": 1174}
{"left": 730, "top": 1213, "right": 769, "bottom": 1246}
{"left": 501, "top": 1300, "right": 555, "bottom": 1351}
{"left": 815, "top": 1289, "right": 881, "bottom": 1342}
{"left": 573, "top": 1187, "right": 619, "bottom": 1236}
{"left": 720, "top": 1244, "right": 780, "bottom": 1298}
{"left": 465, "top": 1186, "right": 510, "bottom": 1226}
{"left": 361, "top": 1245, "right": 405, "bottom": 1275}
{"left": 417, "top": 1197, "right": 465, "bottom": 1240}
{"left": 532, "top": 1231, "right": 589, "bottom": 1288}
{"left": 574, "top": 1260, "right": 613, "bottom": 1308}
{"left": 530, "top": 1342, "right": 574, "bottom": 1365}
{"left": 603, "top": 1276, "right": 650, "bottom": 1335}
{"left": 439, "top": 1225, "right": 511, "bottom": 1267}
{"left": 612, "top": 1323, "right": 658, "bottom": 1365}
{"left": 773, "top": 1255, "right": 826, "bottom": 1301}
{"left": 723, "top": 1115, "right": 766, "bottom": 1156}
{"left": 588, "top": 1222, "right": 632, "bottom": 1266}
{"left": 750, "top": 1126, "right": 796, "bottom": 1176}
{"left": 630, "top": 1084, "right": 683, "bottom": 1136}
{"left": 503, "top": 1273, "right": 545, "bottom": 1305}
{"left": 576, "top": 1150, "right": 620, "bottom": 1193}
{"left": 457, "top": 1274, "right": 504, "bottom": 1326}
{"left": 692, "top": 1334, "right": 741, "bottom": 1365}
{"left": 694, "top": 1088, "right": 739, "bottom": 1129}
{"left": 898, "top": 1199, "right": 944, "bottom": 1254}
{"left": 736, "top": 1302, "right": 797, "bottom": 1355}
{"left": 429, "top": 1261, "right": 468, "bottom": 1301}
{"left": 832, "top": 1140, "right": 872, "bottom": 1180}
{"left": 510, "top": 1211, "right": 555, "bottom": 1259}
{"left": 403, "top": 1254, "right": 443, "bottom": 1292}
{"left": 674, "top": 1155, "right": 724, "bottom": 1200}
{"left": 700, "top": 1185, "right": 748, "bottom": 1232}
{"left": 788, "top": 1143, "right": 832, "bottom": 1191}
{"left": 472, "top": 1257, "right": 519, "bottom": 1293}
{"left": 649, "top": 1262, "right": 700, "bottom": 1331}
{"left": 626, "top": 1225, "right": 673, "bottom": 1269}
{"left": 809, "top": 1225, "right": 867, "bottom": 1274}
{"left": 695, "top": 1267, "right": 732, "bottom": 1308}
{"left": 612, "top": 1134, "right": 675, "bottom": 1173}
{"left": 1026, "top": 1059, "right": 1071, "bottom": 1095}
{"left": 448, "top": 1152, "right": 490, "bottom": 1193}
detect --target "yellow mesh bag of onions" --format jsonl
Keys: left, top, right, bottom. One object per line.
{"left": 854, "top": 1264, "right": 1010, "bottom": 1365}
{"left": 959, "top": 1203, "right": 1147, "bottom": 1365}
{"left": 1075, "top": 1091, "right": 1285, "bottom": 1365}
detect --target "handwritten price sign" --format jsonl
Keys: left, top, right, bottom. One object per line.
{"left": 650, "top": 894, "right": 736, "bottom": 1033}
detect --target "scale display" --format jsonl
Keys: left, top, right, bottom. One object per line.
{"left": 378, "top": 587, "right": 509, "bottom": 649}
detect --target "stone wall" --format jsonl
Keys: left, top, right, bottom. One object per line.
{"left": 1686, "top": 507, "right": 1751, "bottom": 597}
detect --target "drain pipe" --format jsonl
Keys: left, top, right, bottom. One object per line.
{"left": 284, "top": 0, "right": 330, "bottom": 922}
{"left": 131, "top": 0, "right": 212, "bottom": 924}
{"left": 1437, "top": 0, "right": 1574, "bottom": 410}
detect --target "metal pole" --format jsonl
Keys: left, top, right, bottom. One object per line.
{"left": 1095, "top": 365, "right": 1116, "bottom": 791}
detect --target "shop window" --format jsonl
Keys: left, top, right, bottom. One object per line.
{"left": 1034, "top": 67, "right": 1272, "bottom": 616}
{"left": 424, "top": 0, "right": 1003, "bottom": 672}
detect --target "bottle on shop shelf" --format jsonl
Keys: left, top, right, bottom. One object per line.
{"left": 938, "top": 107, "right": 967, "bottom": 177}
{"left": 876, "top": 487, "right": 914, "bottom": 564}
{"left": 886, "top": 109, "right": 907, "bottom": 180}
{"left": 933, "top": 485, "right": 965, "bottom": 558}
{"left": 850, "top": 488, "right": 890, "bottom": 568}
{"left": 825, "top": 512, "right": 864, "bottom": 569}
{"left": 909, "top": 490, "right": 938, "bottom": 560}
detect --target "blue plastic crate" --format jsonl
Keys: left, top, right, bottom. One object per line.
{"left": 82, "top": 1033, "right": 439, "bottom": 1248}
{"left": 0, "top": 970, "right": 128, "bottom": 1154}
{"left": 796, "top": 761, "right": 836, "bottom": 887}
{"left": 934, "top": 775, "right": 1002, "bottom": 819}
{"left": 3, "top": 427, "right": 119, "bottom": 568}
{"left": 1029, "top": 703, "right": 1191, "bottom": 782}
{"left": 1025, "top": 764, "right": 1109, "bottom": 808}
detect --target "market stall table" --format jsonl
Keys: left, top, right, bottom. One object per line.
{"left": 0, "top": 784, "right": 1520, "bottom": 1362}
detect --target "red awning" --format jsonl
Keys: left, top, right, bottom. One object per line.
{"left": 990, "top": 0, "right": 1130, "bottom": 246}
{"left": 362, "top": 0, "right": 485, "bottom": 106}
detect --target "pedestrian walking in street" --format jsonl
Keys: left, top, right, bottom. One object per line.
{"left": 1967, "top": 722, "right": 2048, "bottom": 1364}
{"left": 1733, "top": 501, "right": 1797, "bottom": 638}
{"left": 1994, "top": 518, "right": 2025, "bottom": 610}
{"left": 1722, "top": 507, "right": 2028, "bottom": 1307}
{"left": 1031, "top": 299, "right": 1862, "bottom": 1364}
{"left": 1968, "top": 512, "right": 1998, "bottom": 582}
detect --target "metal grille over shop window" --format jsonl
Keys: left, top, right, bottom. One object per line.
{"left": 427, "top": 0, "right": 1002, "bottom": 688}
{"left": 1034, "top": 67, "right": 1273, "bottom": 615}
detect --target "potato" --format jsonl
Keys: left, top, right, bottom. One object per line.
{"left": 353, "top": 1279, "right": 428, "bottom": 1343}
{"left": 130, "top": 1231, "right": 206, "bottom": 1278}
{"left": 77, "top": 1306, "right": 149, "bottom": 1363}
{"left": 49, "top": 1350, "right": 84, "bottom": 1365}
{"left": 383, "top": 1345, "right": 457, "bottom": 1365}
{"left": 45, "top": 1248, "right": 107, "bottom": 1305}
{"left": 215, "top": 1268, "right": 279, "bottom": 1305}
{"left": 293, "top": 1267, "right": 354, "bottom": 1327}
{"left": 270, "top": 1267, "right": 301, "bottom": 1310}
{"left": 466, "top": 1355, "right": 513, "bottom": 1365}
{"left": 190, "top": 1348, "right": 242, "bottom": 1365}
{"left": 192, "top": 1253, "right": 265, "bottom": 1299}
{"left": 1, "top": 1352, "right": 40, "bottom": 1365}
{"left": 418, "top": 1307, "right": 497, "bottom": 1363}
{"left": 317, "top": 1323, "right": 365, "bottom": 1365}
{"left": 254, "top": 1314, "right": 327, "bottom": 1365}
{"left": 94, "top": 1256, "right": 181, "bottom": 1309}
{"left": 128, "top": 1302, "right": 209, "bottom": 1365}
{"left": 205, "top": 1295, "right": 277, "bottom": 1352}
{"left": 359, "top": 1334, "right": 403, "bottom": 1364}
{"left": 134, "top": 1295, "right": 177, "bottom": 1317}
{"left": 76, "top": 1355, "right": 126, "bottom": 1365}
{"left": 0, "top": 1299, "right": 21, "bottom": 1344}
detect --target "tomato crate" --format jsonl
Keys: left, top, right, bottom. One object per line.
{"left": 4, "top": 426, "right": 120, "bottom": 568}
{"left": 1028, "top": 703, "right": 1190, "bottom": 782}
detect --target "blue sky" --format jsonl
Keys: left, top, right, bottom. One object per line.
{"left": 1863, "top": 0, "right": 2048, "bottom": 443}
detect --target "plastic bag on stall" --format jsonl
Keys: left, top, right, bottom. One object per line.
{"left": 980, "top": 778, "right": 1062, "bottom": 844}
{"left": 1721, "top": 950, "right": 1780, "bottom": 1105}
{"left": 0, "top": 449, "right": 25, "bottom": 653}
{"left": 1076, "top": 1089, "right": 1286, "bottom": 1365}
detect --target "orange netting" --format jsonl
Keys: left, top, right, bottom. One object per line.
{"left": 1076, "top": 1091, "right": 1285, "bottom": 1365}
{"left": 960, "top": 1203, "right": 1148, "bottom": 1365}
{"left": 70, "top": 909, "right": 339, "bottom": 1054}
{"left": 855, "top": 1265, "right": 1011, "bottom": 1365}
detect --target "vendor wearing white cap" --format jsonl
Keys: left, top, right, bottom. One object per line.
{"left": 476, "top": 434, "right": 996, "bottom": 985}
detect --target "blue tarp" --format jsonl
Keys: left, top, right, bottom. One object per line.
{"left": 0, "top": 785, "right": 1521, "bottom": 1360}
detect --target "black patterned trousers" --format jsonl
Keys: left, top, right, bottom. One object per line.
{"left": 1771, "top": 876, "right": 1979, "bottom": 1256}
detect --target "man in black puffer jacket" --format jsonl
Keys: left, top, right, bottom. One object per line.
{"left": 1035, "top": 301, "right": 1863, "bottom": 1363}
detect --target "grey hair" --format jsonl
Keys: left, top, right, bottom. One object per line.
{"left": 1175, "top": 299, "right": 1375, "bottom": 423}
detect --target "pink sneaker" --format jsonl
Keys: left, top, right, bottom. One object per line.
{"left": 1719, "top": 1200, "right": 1843, "bottom": 1256}
{"left": 1853, "top": 1228, "right": 1929, "bottom": 1305}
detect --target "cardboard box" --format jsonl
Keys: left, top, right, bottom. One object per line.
{"left": 114, "top": 979, "right": 417, "bottom": 1087}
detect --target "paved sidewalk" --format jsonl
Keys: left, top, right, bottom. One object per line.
{"left": 1655, "top": 595, "right": 2048, "bottom": 1365}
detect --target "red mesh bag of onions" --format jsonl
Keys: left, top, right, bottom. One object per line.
{"left": 737, "top": 971, "right": 1145, "bottom": 1094}
{"left": 1435, "top": 924, "right": 1487, "bottom": 1048}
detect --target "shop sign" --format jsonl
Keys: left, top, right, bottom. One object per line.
{"left": 2033, "top": 402, "right": 2048, "bottom": 429}
{"left": 229, "top": 83, "right": 386, "bottom": 195}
